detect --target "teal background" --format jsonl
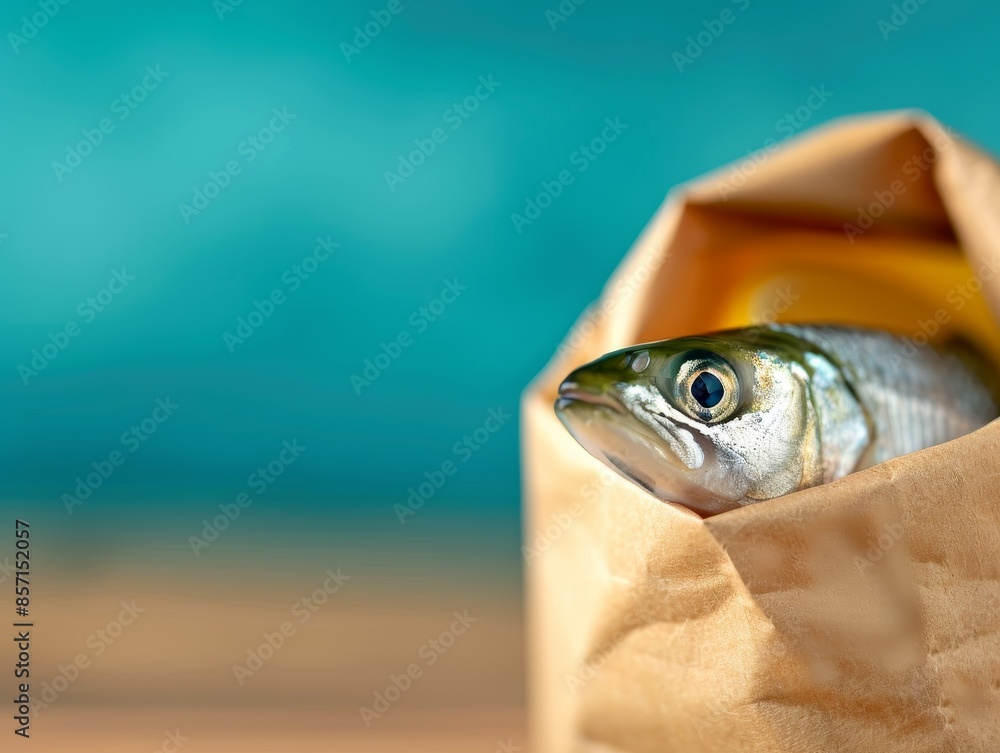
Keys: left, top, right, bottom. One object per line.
{"left": 1, "top": 0, "right": 998, "bottom": 557}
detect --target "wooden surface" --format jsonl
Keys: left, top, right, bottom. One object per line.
{"left": 29, "top": 707, "right": 527, "bottom": 752}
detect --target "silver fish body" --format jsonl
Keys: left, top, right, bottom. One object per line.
{"left": 554, "top": 324, "right": 999, "bottom": 515}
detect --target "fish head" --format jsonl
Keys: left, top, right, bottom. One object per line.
{"left": 554, "top": 331, "right": 815, "bottom": 515}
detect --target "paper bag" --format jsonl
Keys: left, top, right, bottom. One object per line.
{"left": 522, "top": 111, "right": 1000, "bottom": 752}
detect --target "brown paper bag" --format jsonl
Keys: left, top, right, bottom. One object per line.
{"left": 522, "top": 111, "right": 1000, "bottom": 752}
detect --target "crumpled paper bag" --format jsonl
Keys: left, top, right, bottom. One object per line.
{"left": 522, "top": 111, "right": 1000, "bottom": 752}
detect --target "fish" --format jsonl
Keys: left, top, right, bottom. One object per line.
{"left": 554, "top": 324, "right": 999, "bottom": 516}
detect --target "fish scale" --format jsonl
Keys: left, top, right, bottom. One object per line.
{"left": 774, "top": 325, "right": 997, "bottom": 468}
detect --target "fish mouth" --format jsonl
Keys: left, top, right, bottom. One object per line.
{"left": 555, "top": 385, "right": 720, "bottom": 511}
{"left": 555, "top": 380, "right": 704, "bottom": 471}
{"left": 554, "top": 380, "right": 731, "bottom": 514}
{"left": 554, "top": 380, "right": 626, "bottom": 414}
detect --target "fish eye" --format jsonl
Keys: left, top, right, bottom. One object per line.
{"left": 670, "top": 352, "right": 740, "bottom": 423}
{"left": 691, "top": 372, "right": 724, "bottom": 408}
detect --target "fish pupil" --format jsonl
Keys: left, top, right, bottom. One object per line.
{"left": 691, "top": 372, "right": 724, "bottom": 408}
